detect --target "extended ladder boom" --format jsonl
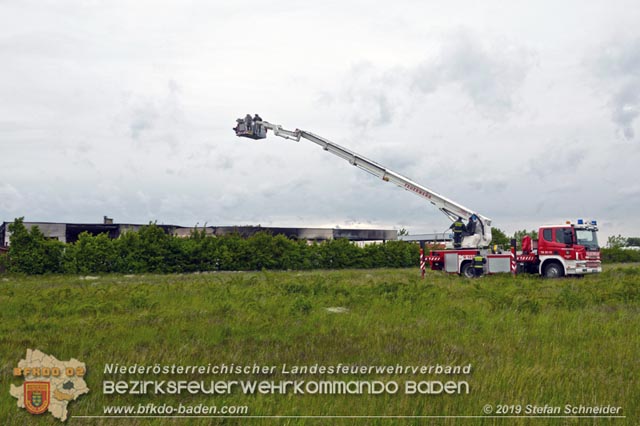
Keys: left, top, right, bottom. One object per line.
{"left": 236, "top": 118, "right": 492, "bottom": 248}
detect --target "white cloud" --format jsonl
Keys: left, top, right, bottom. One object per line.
{"left": 324, "top": 30, "right": 535, "bottom": 129}
{"left": 0, "top": 184, "right": 24, "bottom": 213}
{"left": 411, "top": 31, "right": 536, "bottom": 118}
{"left": 591, "top": 37, "right": 640, "bottom": 140}
{"left": 0, "top": 0, "right": 638, "bottom": 242}
{"left": 118, "top": 80, "right": 185, "bottom": 150}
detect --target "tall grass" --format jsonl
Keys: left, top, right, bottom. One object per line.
{"left": 1, "top": 266, "right": 638, "bottom": 425}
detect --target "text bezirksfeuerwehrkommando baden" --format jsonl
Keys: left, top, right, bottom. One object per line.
{"left": 103, "top": 363, "right": 472, "bottom": 395}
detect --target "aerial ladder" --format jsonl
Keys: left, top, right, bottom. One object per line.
{"left": 233, "top": 116, "right": 492, "bottom": 249}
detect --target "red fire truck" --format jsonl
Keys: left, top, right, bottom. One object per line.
{"left": 426, "top": 220, "right": 601, "bottom": 278}
{"left": 234, "top": 116, "right": 602, "bottom": 278}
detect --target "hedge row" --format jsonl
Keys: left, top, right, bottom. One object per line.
{"left": 4, "top": 219, "right": 634, "bottom": 275}
{"left": 1, "top": 219, "right": 419, "bottom": 275}
{"left": 600, "top": 247, "right": 640, "bottom": 263}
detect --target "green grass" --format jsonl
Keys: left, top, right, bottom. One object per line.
{"left": 1, "top": 266, "right": 639, "bottom": 425}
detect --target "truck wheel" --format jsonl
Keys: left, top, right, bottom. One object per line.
{"left": 461, "top": 262, "right": 475, "bottom": 279}
{"left": 543, "top": 262, "right": 564, "bottom": 278}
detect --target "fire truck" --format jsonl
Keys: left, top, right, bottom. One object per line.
{"left": 233, "top": 116, "right": 602, "bottom": 278}
{"left": 425, "top": 220, "right": 601, "bottom": 278}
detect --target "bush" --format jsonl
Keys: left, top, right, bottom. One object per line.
{"left": 63, "top": 232, "right": 117, "bottom": 274}
{"left": 3, "top": 219, "right": 423, "bottom": 274}
{"left": 6, "top": 218, "right": 64, "bottom": 274}
{"left": 601, "top": 248, "right": 640, "bottom": 263}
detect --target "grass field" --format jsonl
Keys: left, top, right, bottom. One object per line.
{"left": 1, "top": 266, "right": 639, "bottom": 425}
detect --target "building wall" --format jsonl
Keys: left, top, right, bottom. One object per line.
{"left": 0, "top": 221, "right": 398, "bottom": 245}
{"left": 2, "top": 222, "right": 67, "bottom": 245}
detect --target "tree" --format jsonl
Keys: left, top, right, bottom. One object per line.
{"left": 607, "top": 234, "right": 628, "bottom": 249}
{"left": 626, "top": 237, "right": 640, "bottom": 247}
{"left": 397, "top": 228, "right": 409, "bottom": 237}
{"left": 490, "top": 227, "right": 510, "bottom": 247}
{"left": 7, "top": 218, "right": 64, "bottom": 274}
{"left": 66, "top": 232, "right": 117, "bottom": 274}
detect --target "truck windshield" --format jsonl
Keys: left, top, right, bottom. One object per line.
{"left": 575, "top": 229, "right": 599, "bottom": 250}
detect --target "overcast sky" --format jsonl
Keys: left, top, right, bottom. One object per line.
{"left": 1, "top": 0, "right": 639, "bottom": 240}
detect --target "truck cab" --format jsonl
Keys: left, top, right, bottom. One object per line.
{"left": 536, "top": 220, "right": 601, "bottom": 277}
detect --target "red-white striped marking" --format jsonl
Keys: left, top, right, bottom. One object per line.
{"left": 517, "top": 255, "right": 538, "bottom": 262}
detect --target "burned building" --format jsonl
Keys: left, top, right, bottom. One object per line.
{"left": 0, "top": 221, "right": 174, "bottom": 246}
{"left": 0, "top": 219, "right": 397, "bottom": 246}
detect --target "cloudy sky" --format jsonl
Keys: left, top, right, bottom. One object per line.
{"left": 1, "top": 0, "right": 639, "bottom": 240}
